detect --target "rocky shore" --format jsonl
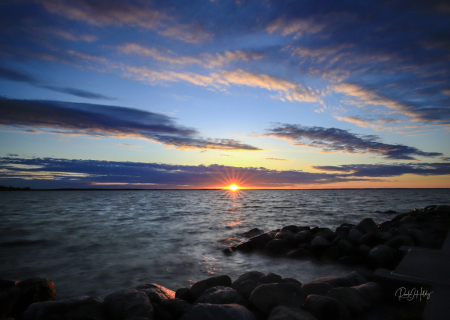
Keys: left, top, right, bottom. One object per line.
{"left": 1, "top": 204, "right": 449, "bottom": 320}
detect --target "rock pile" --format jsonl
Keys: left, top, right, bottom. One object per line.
{"left": 0, "top": 271, "right": 424, "bottom": 320}
{"left": 225, "top": 205, "right": 450, "bottom": 270}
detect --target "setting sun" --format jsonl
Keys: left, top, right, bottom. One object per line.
{"left": 228, "top": 184, "right": 240, "bottom": 191}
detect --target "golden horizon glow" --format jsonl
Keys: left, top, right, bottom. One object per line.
{"left": 228, "top": 184, "right": 240, "bottom": 191}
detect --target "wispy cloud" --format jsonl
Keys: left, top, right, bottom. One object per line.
{"left": 0, "top": 97, "right": 261, "bottom": 151}
{"left": 266, "top": 158, "right": 288, "bottom": 161}
{"left": 335, "top": 116, "right": 402, "bottom": 131}
{"left": 264, "top": 124, "right": 442, "bottom": 160}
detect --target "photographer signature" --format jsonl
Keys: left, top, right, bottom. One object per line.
{"left": 395, "top": 287, "right": 433, "bottom": 301}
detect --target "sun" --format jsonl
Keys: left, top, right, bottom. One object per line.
{"left": 228, "top": 184, "right": 240, "bottom": 191}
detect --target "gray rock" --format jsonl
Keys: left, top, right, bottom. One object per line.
{"left": 268, "top": 306, "right": 318, "bottom": 320}
{"left": 242, "top": 228, "right": 264, "bottom": 238}
{"left": 326, "top": 287, "right": 371, "bottom": 315}
{"left": 313, "top": 229, "right": 335, "bottom": 241}
{"left": 264, "top": 239, "right": 293, "bottom": 255}
{"left": 399, "top": 216, "right": 417, "bottom": 225}
{"left": 355, "top": 218, "right": 378, "bottom": 234}
{"left": 337, "top": 239, "right": 358, "bottom": 256}
{"left": 22, "top": 296, "right": 102, "bottom": 320}
{"left": 337, "top": 255, "right": 364, "bottom": 265}
{"left": 302, "top": 295, "right": 350, "bottom": 320}
{"left": 301, "top": 282, "right": 333, "bottom": 297}
{"left": 249, "top": 282, "right": 303, "bottom": 315}
{"left": 347, "top": 228, "right": 363, "bottom": 243}
{"left": 236, "top": 233, "right": 273, "bottom": 252}
{"left": 384, "top": 235, "right": 415, "bottom": 249}
{"left": 344, "top": 271, "right": 367, "bottom": 286}
{"left": 152, "top": 302, "right": 175, "bottom": 320}
{"left": 358, "top": 244, "right": 372, "bottom": 257}
{"left": 135, "top": 283, "right": 175, "bottom": 303}
{"left": 160, "top": 298, "right": 192, "bottom": 318}
{"left": 331, "top": 234, "right": 346, "bottom": 246}
{"left": 281, "top": 225, "right": 302, "bottom": 233}
{"left": 357, "top": 232, "right": 378, "bottom": 246}
{"left": 366, "top": 245, "right": 399, "bottom": 268}
{"left": 65, "top": 302, "right": 106, "bottom": 320}
{"left": 293, "top": 231, "right": 313, "bottom": 243}
{"left": 188, "top": 275, "right": 232, "bottom": 301}
{"left": 103, "top": 289, "right": 153, "bottom": 320}
{"left": 309, "top": 236, "right": 332, "bottom": 255}
{"left": 180, "top": 303, "right": 255, "bottom": 320}
{"left": 194, "top": 286, "right": 247, "bottom": 306}
{"left": 377, "top": 232, "right": 393, "bottom": 242}
{"left": 174, "top": 288, "right": 192, "bottom": 303}
{"left": 232, "top": 272, "right": 264, "bottom": 290}
{"left": 353, "top": 282, "right": 384, "bottom": 303}
{"left": 275, "top": 230, "right": 295, "bottom": 239}
{"left": 232, "top": 272, "right": 283, "bottom": 301}
{"left": 287, "top": 248, "right": 312, "bottom": 259}
{"left": 321, "top": 246, "right": 341, "bottom": 260}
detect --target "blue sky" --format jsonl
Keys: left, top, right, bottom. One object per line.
{"left": 1, "top": 0, "right": 449, "bottom": 189}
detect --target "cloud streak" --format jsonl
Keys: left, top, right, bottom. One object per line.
{"left": 0, "top": 97, "right": 261, "bottom": 151}
{"left": 264, "top": 124, "right": 442, "bottom": 160}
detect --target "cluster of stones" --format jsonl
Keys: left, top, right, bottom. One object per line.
{"left": 224, "top": 205, "right": 450, "bottom": 270}
{"left": 1, "top": 270, "right": 419, "bottom": 320}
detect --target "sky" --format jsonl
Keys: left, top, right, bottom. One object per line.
{"left": 1, "top": 0, "right": 449, "bottom": 189}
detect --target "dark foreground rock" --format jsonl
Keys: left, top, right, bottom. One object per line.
{"left": 180, "top": 303, "right": 255, "bottom": 320}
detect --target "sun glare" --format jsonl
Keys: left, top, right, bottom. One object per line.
{"left": 228, "top": 184, "right": 239, "bottom": 191}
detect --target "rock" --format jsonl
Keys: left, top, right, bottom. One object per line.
{"left": 355, "top": 218, "right": 378, "bottom": 234}
{"left": 64, "top": 302, "right": 106, "bottom": 320}
{"left": 293, "top": 231, "right": 313, "bottom": 243}
{"left": 135, "top": 283, "right": 175, "bottom": 303}
{"left": 358, "top": 244, "right": 372, "bottom": 257}
{"left": 264, "top": 239, "right": 293, "bottom": 255}
{"left": 301, "top": 282, "right": 333, "bottom": 297}
{"left": 321, "top": 246, "right": 341, "bottom": 261}
{"left": 384, "top": 235, "right": 415, "bottom": 249}
{"left": 161, "top": 298, "right": 192, "bottom": 318}
{"left": 309, "top": 236, "right": 332, "bottom": 255}
{"left": 242, "top": 228, "right": 264, "bottom": 238}
{"left": 377, "top": 231, "right": 393, "bottom": 242}
{"left": 152, "top": 302, "right": 176, "bottom": 320}
{"left": 103, "top": 289, "right": 154, "bottom": 320}
{"left": 175, "top": 288, "right": 193, "bottom": 303}
{"left": 326, "top": 287, "right": 371, "bottom": 315}
{"left": 194, "top": 286, "right": 247, "bottom": 306}
{"left": 378, "top": 221, "right": 394, "bottom": 231}
{"left": 302, "top": 295, "right": 350, "bottom": 320}
{"left": 188, "top": 275, "right": 232, "bottom": 301}
{"left": 0, "top": 286, "right": 20, "bottom": 318}
{"left": 236, "top": 233, "right": 273, "bottom": 252}
{"left": 268, "top": 306, "right": 318, "bottom": 320}
{"left": 232, "top": 272, "right": 264, "bottom": 289}
{"left": 337, "top": 239, "right": 358, "bottom": 256}
{"left": 399, "top": 216, "right": 418, "bottom": 225}
{"left": 22, "top": 296, "right": 102, "bottom": 320}
{"left": 313, "top": 229, "right": 335, "bottom": 242}
{"left": 335, "top": 225, "right": 353, "bottom": 234}
{"left": 180, "top": 303, "right": 255, "bottom": 320}
{"left": 280, "top": 225, "right": 301, "bottom": 234}
{"left": 0, "top": 280, "right": 18, "bottom": 290}
{"left": 275, "top": 230, "right": 295, "bottom": 239}
{"left": 434, "top": 205, "right": 450, "bottom": 214}
{"left": 308, "top": 276, "right": 349, "bottom": 288}
{"left": 337, "top": 255, "right": 364, "bottom": 265}
{"left": 249, "top": 282, "right": 303, "bottom": 315}
{"left": 357, "top": 232, "right": 378, "bottom": 246}
{"left": 347, "top": 228, "right": 363, "bottom": 243}
{"left": 232, "top": 272, "right": 283, "bottom": 301}
{"left": 331, "top": 234, "right": 346, "bottom": 246}
{"left": 287, "top": 248, "right": 312, "bottom": 259}
{"left": 258, "top": 273, "right": 283, "bottom": 285}
{"left": 353, "top": 282, "right": 384, "bottom": 303}
{"left": 366, "top": 245, "right": 399, "bottom": 269}
{"left": 344, "top": 271, "right": 367, "bottom": 286}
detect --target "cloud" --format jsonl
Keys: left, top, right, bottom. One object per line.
{"left": 0, "top": 97, "right": 260, "bottom": 151}
{"left": 34, "top": 0, "right": 211, "bottom": 43}
{"left": 335, "top": 116, "right": 402, "bottom": 131}
{"left": 266, "top": 158, "right": 288, "bottom": 161}
{"left": 312, "top": 163, "right": 450, "bottom": 177}
{"left": 116, "top": 143, "right": 141, "bottom": 148}
{"left": 0, "top": 64, "right": 114, "bottom": 100}
{"left": 264, "top": 124, "right": 442, "bottom": 160}
{"left": 266, "top": 17, "right": 325, "bottom": 37}
{"left": 0, "top": 157, "right": 370, "bottom": 189}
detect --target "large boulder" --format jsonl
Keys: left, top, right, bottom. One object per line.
{"left": 313, "top": 229, "right": 335, "bottom": 242}
{"left": 287, "top": 248, "right": 312, "bottom": 259}
{"left": 301, "top": 282, "right": 333, "bottom": 297}
{"left": 22, "top": 296, "right": 102, "bottom": 320}
{"left": 326, "top": 287, "right": 371, "bottom": 315}
{"left": 242, "top": 228, "right": 264, "bottom": 238}
{"left": 280, "top": 225, "right": 301, "bottom": 234}
{"left": 309, "top": 237, "right": 332, "bottom": 255}
{"left": 135, "top": 283, "right": 175, "bottom": 303}
{"left": 355, "top": 218, "right": 378, "bottom": 234}
{"left": 232, "top": 272, "right": 264, "bottom": 289}
{"left": 64, "top": 302, "right": 106, "bottom": 320}
{"left": 233, "top": 273, "right": 283, "bottom": 300}
{"left": 268, "top": 306, "right": 318, "bottom": 320}
{"left": 194, "top": 286, "right": 247, "bottom": 306}
{"left": 384, "top": 235, "right": 415, "bottom": 249}
{"left": 188, "top": 275, "right": 232, "bottom": 301}
{"left": 275, "top": 230, "right": 295, "bottom": 240}
{"left": 103, "top": 289, "right": 154, "bottom": 320}
{"left": 353, "top": 282, "right": 384, "bottom": 303}
{"left": 347, "top": 228, "right": 363, "bottom": 243}
{"left": 264, "top": 239, "right": 293, "bottom": 255}
{"left": 180, "top": 303, "right": 255, "bottom": 320}
{"left": 160, "top": 298, "right": 192, "bottom": 319}
{"left": 293, "top": 231, "right": 313, "bottom": 244}
{"left": 302, "top": 295, "right": 350, "bottom": 320}
{"left": 249, "top": 282, "right": 303, "bottom": 315}
{"left": 366, "top": 245, "right": 400, "bottom": 269}
{"left": 236, "top": 233, "right": 273, "bottom": 252}
{"left": 321, "top": 246, "right": 342, "bottom": 261}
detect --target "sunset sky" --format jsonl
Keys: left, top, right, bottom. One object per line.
{"left": 1, "top": 0, "right": 449, "bottom": 189}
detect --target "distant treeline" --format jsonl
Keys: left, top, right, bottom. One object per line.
{"left": 0, "top": 185, "right": 31, "bottom": 191}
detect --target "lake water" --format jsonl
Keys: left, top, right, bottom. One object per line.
{"left": 1, "top": 189, "right": 449, "bottom": 299}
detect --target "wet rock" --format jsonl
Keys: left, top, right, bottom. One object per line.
{"left": 10, "top": 278, "right": 56, "bottom": 320}
{"left": 337, "top": 239, "right": 358, "bottom": 256}
{"left": 287, "top": 248, "right": 312, "bottom": 259}
{"left": 174, "top": 288, "right": 192, "bottom": 303}
{"left": 326, "top": 287, "right": 371, "bottom": 315}
{"left": 434, "top": 205, "right": 450, "bottom": 214}
{"left": 321, "top": 246, "right": 342, "bottom": 261}
{"left": 331, "top": 234, "right": 346, "bottom": 246}
{"left": 384, "top": 234, "right": 415, "bottom": 249}
{"left": 358, "top": 244, "right": 372, "bottom": 257}
{"left": 242, "top": 228, "right": 264, "bottom": 238}
{"left": 309, "top": 236, "right": 332, "bottom": 255}
{"left": 268, "top": 306, "right": 318, "bottom": 320}
{"left": 355, "top": 218, "right": 378, "bottom": 234}
{"left": 378, "top": 221, "right": 394, "bottom": 231}
{"left": 232, "top": 272, "right": 283, "bottom": 301}
{"left": 194, "top": 286, "right": 247, "bottom": 306}
{"left": 302, "top": 295, "right": 350, "bottom": 320}
{"left": 22, "top": 296, "right": 102, "bottom": 320}
{"left": 236, "top": 233, "right": 273, "bottom": 252}
{"left": 232, "top": 272, "right": 265, "bottom": 290}
{"left": 135, "top": 283, "right": 175, "bottom": 303}
{"left": 280, "top": 225, "right": 301, "bottom": 234}
{"left": 377, "top": 231, "right": 393, "bottom": 242}
{"left": 344, "top": 271, "right": 367, "bottom": 287}
{"left": 249, "top": 282, "right": 303, "bottom": 315}
{"left": 264, "top": 239, "right": 293, "bottom": 255}
{"left": 399, "top": 216, "right": 418, "bottom": 226}
{"left": 301, "top": 282, "right": 333, "bottom": 297}
{"left": 338, "top": 255, "right": 364, "bottom": 265}
{"left": 0, "top": 286, "right": 20, "bottom": 318}
{"left": 357, "top": 232, "right": 378, "bottom": 247}
{"left": 103, "top": 289, "right": 154, "bottom": 320}
{"left": 353, "top": 282, "right": 384, "bottom": 303}
{"left": 347, "top": 228, "right": 363, "bottom": 243}
{"left": 180, "top": 303, "right": 255, "bottom": 320}
{"left": 293, "top": 231, "right": 313, "bottom": 244}
{"left": 313, "top": 229, "right": 335, "bottom": 242}
{"left": 65, "top": 302, "right": 106, "bottom": 320}
{"left": 275, "top": 230, "right": 295, "bottom": 240}
{"left": 152, "top": 302, "right": 175, "bottom": 320}
{"left": 188, "top": 275, "right": 232, "bottom": 301}
{"left": 0, "top": 280, "right": 18, "bottom": 290}
{"left": 335, "top": 225, "right": 354, "bottom": 235}
{"left": 160, "top": 299, "right": 192, "bottom": 318}
{"left": 366, "top": 245, "right": 399, "bottom": 269}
